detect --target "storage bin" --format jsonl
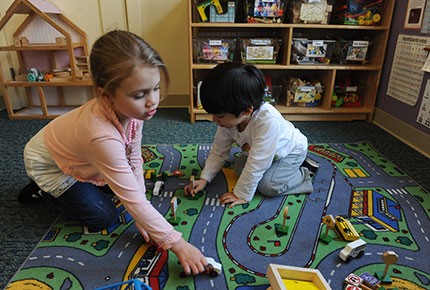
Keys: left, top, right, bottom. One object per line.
{"left": 286, "top": 83, "right": 324, "bottom": 107}
{"left": 344, "top": 0, "right": 383, "bottom": 25}
{"left": 247, "top": 0, "right": 286, "bottom": 23}
{"left": 290, "top": 0, "right": 335, "bottom": 24}
{"left": 291, "top": 38, "right": 335, "bottom": 64}
{"left": 332, "top": 85, "right": 362, "bottom": 107}
{"left": 193, "top": 38, "right": 236, "bottom": 63}
{"left": 333, "top": 40, "right": 370, "bottom": 64}
{"left": 241, "top": 38, "right": 282, "bottom": 63}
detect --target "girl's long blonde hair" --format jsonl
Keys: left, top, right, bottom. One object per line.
{"left": 90, "top": 30, "right": 170, "bottom": 100}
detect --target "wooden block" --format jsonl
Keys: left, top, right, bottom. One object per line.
{"left": 14, "top": 38, "right": 21, "bottom": 47}
{"left": 55, "top": 37, "right": 66, "bottom": 45}
{"left": 15, "top": 74, "right": 28, "bottom": 81}
{"left": 20, "top": 37, "right": 29, "bottom": 46}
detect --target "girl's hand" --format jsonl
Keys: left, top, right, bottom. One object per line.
{"left": 219, "top": 192, "right": 247, "bottom": 208}
{"left": 184, "top": 178, "right": 208, "bottom": 197}
{"left": 170, "top": 238, "right": 207, "bottom": 275}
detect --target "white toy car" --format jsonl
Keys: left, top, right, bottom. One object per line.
{"left": 153, "top": 181, "right": 165, "bottom": 196}
{"left": 339, "top": 238, "right": 366, "bottom": 262}
{"left": 204, "top": 257, "right": 222, "bottom": 277}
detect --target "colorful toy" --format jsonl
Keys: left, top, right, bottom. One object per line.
{"left": 319, "top": 214, "right": 335, "bottom": 244}
{"left": 247, "top": 0, "right": 285, "bottom": 23}
{"left": 267, "top": 264, "right": 332, "bottom": 290}
{"left": 209, "top": 1, "right": 235, "bottom": 23}
{"left": 339, "top": 238, "right": 366, "bottom": 262}
{"left": 204, "top": 257, "right": 222, "bottom": 277}
{"left": 334, "top": 216, "right": 360, "bottom": 241}
{"left": 344, "top": 0, "right": 383, "bottom": 26}
{"left": 241, "top": 38, "right": 282, "bottom": 64}
{"left": 196, "top": 0, "right": 223, "bottom": 22}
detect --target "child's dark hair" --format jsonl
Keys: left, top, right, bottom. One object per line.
{"left": 200, "top": 62, "right": 266, "bottom": 117}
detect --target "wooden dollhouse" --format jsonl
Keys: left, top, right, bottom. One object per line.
{"left": 0, "top": 0, "right": 94, "bottom": 119}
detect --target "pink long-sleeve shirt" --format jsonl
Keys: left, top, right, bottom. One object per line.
{"left": 43, "top": 97, "right": 181, "bottom": 250}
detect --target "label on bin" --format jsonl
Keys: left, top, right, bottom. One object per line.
{"left": 298, "top": 86, "right": 314, "bottom": 92}
{"left": 251, "top": 39, "right": 272, "bottom": 45}
{"left": 352, "top": 41, "right": 369, "bottom": 47}
{"left": 209, "top": 40, "right": 222, "bottom": 46}
{"left": 346, "top": 86, "right": 357, "bottom": 92}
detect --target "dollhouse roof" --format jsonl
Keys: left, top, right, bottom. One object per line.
{"left": 16, "top": 0, "right": 62, "bottom": 15}
{"left": 0, "top": 0, "right": 85, "bottom": 42}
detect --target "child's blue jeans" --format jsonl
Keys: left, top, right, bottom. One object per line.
{"left": 234, "top": 151, "right": 313, "bottom": 197}
{"left": 54, "top": 181, "right": 119, "bottom": 231}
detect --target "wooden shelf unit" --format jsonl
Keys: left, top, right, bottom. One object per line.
{"left": 0, "top": 0, "right": 94, "bottom": 119}
{"left": 187, "top": 0, "right": 395, "bottom": 122}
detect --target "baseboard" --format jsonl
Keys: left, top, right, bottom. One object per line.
{"left": 373, "top": 108, "right": 430, "bottom": 158}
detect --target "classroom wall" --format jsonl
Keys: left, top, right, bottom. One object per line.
{"left": 0, "top": 0, "right": 190, "bottom": 109}
{"left": 375, "top": 0, "right": 430, "bottom": 156}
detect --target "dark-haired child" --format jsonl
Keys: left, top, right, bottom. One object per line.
{"left": 185, "top": 62, "right": 313, "bottom": 207}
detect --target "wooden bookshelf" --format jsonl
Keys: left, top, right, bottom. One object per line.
{"left": 187, "top": 0, "right": 395, "bottom": 122}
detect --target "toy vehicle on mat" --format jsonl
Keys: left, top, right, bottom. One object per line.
{"left": 339, "top": 239, "right": 367, "bottom": 262}
{"left": 334, "top": 216, "right": 360, "bottom": 241}
{"left": 204, "top": 257, "right": 222, "bottom": 277}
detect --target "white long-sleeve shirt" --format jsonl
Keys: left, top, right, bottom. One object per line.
{"left": 200, "top": 103, "right": 308, "bottom": 202}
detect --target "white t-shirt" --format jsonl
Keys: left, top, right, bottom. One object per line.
{"left": 200, "top": 103, "right": 308, "bottom": 201}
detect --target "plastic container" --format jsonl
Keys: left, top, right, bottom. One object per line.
{"left": 286, "top": 84, "right": 324, "bottom": 107}
{"left": 290, "top": 0, "right": 335, "bottom": 24}
{"left": 241, "top": 38, "right": 282, "bottom": 64}
{"left": 333, "top": 40, "right": 370, "bottom": 64}
{"left": 344, "top": 0, "right": 383, "bottom": 26}
{"left": 193, "top": 38, "right": 236, "bottom": 63}
{"left": 291, "top": 38, "right": 335, "bottom": 64}
{"left": 247, "top": 0, "right": 286, "bottom": 23}
{"left": 95, "top": 279, "right": 151, "bottom": 290}
{"left": 332, "top": 85, "right": 362, "bottom": 107}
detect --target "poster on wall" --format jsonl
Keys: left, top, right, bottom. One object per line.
{"left": 387, "top": 34, "right": 430, "bottom": 106}
{"left": 420, "top": 0, "right": 430, "bottom": 33}
{"left": 405, "top": 0, "right": 426, "bottom": 29}
{"left": 417, "top": 79, "right": 430, "bottom": 128}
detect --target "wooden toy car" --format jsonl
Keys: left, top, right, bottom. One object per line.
{"left": 204, "top": 257, "right": 222, "bottom": 277}
{"left": 153, "top": 181, "right": 165, "bottom": 196}
{"left": 339, "top": 239, "right": 366, "bottom": 262}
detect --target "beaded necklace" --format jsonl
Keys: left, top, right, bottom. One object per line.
{"left": 124, "top": 118, "right": 136, "bottom": 171}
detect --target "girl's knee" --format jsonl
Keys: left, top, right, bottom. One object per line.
{"left": 258, "top": 179, "right": 280, "bottom": 197}
{"left": 85, "top": 203, "right": 118, "bottom": 231}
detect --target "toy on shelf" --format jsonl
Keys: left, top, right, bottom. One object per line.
{"left": 343, "top": 0, "right": 383, "bottom": 25}
{"left": 267, "top": 264, "right": 332, "bottom": 290}
{"left": 193, "top": 38, "right": 236, "bottom": 63}
{"left": 276, "top": 206, "right": 289, "bottom": 236}
{"left": 375, "top": 251, "right": 398, "bottom": 284}
{"left": 332, "top": 76, "right": 362, "bottom": 107}
{"left": 210, "top": 1, "right": 235, "bottom": 22}
{"left": 339, "top": 238, "right": 366, "bottom": 262}
{"left": 204, "top": 257, "right": 222, "bottom": 277}
{"left": 319, "top": 215, "right": 335, "bottom": 244}
{"left": 246, "top": 0, "right": 286, "bottom": 23}
{"left": 264, "top": 75, "right": 282, "bottom": 106}
{"left": 167, "top": 197, "right": 181, "bottom": 225}
{"left": 290, "top": 0, "right": 335, "bottom": 24}
{"left": 291, "top": 38, "right": 336, "bottom": 65}
{"left": 241, "top": 38, "right": 282, "bottom": 64}
{"left": 196, "top": 0, "right": 224, "bottom": 22}
{"left": 285, "top": 77, "right": 323, "bottom": 107}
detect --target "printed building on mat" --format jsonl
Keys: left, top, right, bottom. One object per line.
{"left": 0, "top": 0, "right": 93, "bottom": 119}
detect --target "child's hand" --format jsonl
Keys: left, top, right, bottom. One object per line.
{"left": 170, "top": 238, "right": 207, "bottom": 275}
{"left": 219, "top": 192, "right": 247, "bottom": 208}
{"left": 184, "top": 178, "right": 208, "bottom": 197}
